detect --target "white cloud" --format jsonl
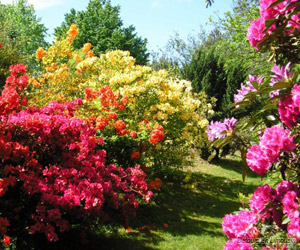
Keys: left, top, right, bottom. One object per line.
{"left": 0, "top": 0, "right": 66, "bottom": 9}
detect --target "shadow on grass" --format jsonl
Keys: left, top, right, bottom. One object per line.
{"left": 27, "top": 158, "right": 260, "bottom": 250}
{"left": 211, "top": 156, "right": 261, "bottom": 179}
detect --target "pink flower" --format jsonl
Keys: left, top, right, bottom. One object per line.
{"left": 288, "top": 217, "right": 300, "bottom": 241}
{"left": 260, "top": 126, "right": 295, "bottom": 162}
{"left": 246, "top": 126, "right": 295, "bottom": 175}
{"left": 282, "top": 191, "right": 300, "bottom": 219}
{"left": 234, "top": 75, "right": 264, "bottom": 104}
{"left": 246, "top": 145, "right": 271, "bottom": 175}
{"left": 222, "top": 210, "right": 258, "bottom": 240}
{"left": 249, "top": 184, "right": 276, "bottom": 219}
{"left": 259, "top": 0, "right": 286, "bottom": 20}
{"left": 247, "top": 17, "right": 266, "bottom": 49}
{"left": 279, "top": 84, "right": 300, "bottom": 128}
{"left": 206, "top": 118, "right": 237, "bottom": 141}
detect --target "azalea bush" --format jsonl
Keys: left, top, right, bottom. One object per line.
{"left": 206, "top": 0, "right": 300, "bottom": 249}
{"left": 25, "top": 24, "right": 212, "bottom": 173}
{"left": 0, "top": 64, "right": 153, "bottom": 247}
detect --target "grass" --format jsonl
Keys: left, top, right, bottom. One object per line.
{"left": 32, "top": 153, "right": 263, "bottom": 250}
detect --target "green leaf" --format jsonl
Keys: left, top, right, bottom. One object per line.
{"left": 271, "top": 80, "right": 292, "bottom": 90}
{"left": 265, "top": 19, "right": 277, "bottom": 30}
{"left": 282, "top": 215, "right": 291, "bottom": 225}
{"left": 268, "top": 0, "right": 285, "bottom": 9}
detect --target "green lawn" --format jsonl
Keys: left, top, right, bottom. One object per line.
{"left": 33, "top": 154, "right": 263, "bottom": 250}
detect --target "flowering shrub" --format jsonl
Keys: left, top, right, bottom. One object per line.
{"left": 26, "top": 24, "right": 212, "bottom": 172}
{"left": 0, "top": 65, "right": 152, "bottom": 246}
{"left": 206, "top": 0, "right": 300, "bottom": 249}
{"left": 247, "top": 0, "right": 300, "bottom": 64}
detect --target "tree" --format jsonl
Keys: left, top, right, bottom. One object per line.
{"left": 0, "top": 0, "right": 48, "bottom": 72}
{"left": 54, "top": 0, "right": 149, "bottom": 65}
{"left": 184, "top": 44, "right": 248, "bottom": 120}
{"left": 209, "top": 0, "right": 272, "bottom": 76}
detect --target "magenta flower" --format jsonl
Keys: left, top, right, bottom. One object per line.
{"left": 222, "top": 210, "right": 258, "bottom": 240}
{"left": 246, "top": 126, "right": 295, "bottom": 175}
{"left": 259, "top": 0, "right": 286, "bottom": 20}
{"left": 279, "top": 84, "right": 300, "bottom": 128}
{"left": 246, "top": 145, "right": 271, "bottom": 175}
{"left": 288, "top": 217, "right": 300, "bottom": 241}
{"left": 249, "top": 184, "right": 276, "bottom": 220}
{"left": 282, "top": 191, "right": 300, "bottom": 219}
{"left": 247, "top": 17, "right": 266, "bottom": 49}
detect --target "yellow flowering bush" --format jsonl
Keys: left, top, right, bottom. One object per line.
{"left": 26, "top": 24, "right": 213, "bottom": 172}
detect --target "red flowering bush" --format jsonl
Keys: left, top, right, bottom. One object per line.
{"left": 0, "top": 65, "right": 152, "bottom": 247}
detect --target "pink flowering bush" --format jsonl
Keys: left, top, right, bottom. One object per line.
{"left": 248, "top": 0, "right": 300, "bottom": 63}
{"left": 223, "top": 181, "right": 300, "bottom": 249}
{"left": 0, "top": 65, "right": 152, "bottom": 247}
{"left": 206, "top": 1, "right": 300, "bottom": 249}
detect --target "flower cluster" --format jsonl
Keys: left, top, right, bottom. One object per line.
{"left": 246, "top": 126, "right": 295, "bottom": 175}
{"left": 234, "top": 75, "right": 264, "bottom": 105}
{"left": 247, "top": 0, "right": 300, "bottom": 50}
{"left": 223, "top": 181, "right": 300, "bottom": 249}
{"left": 0, "top": 65, "right": 152, "bottom": 244}
{"left": 206, "top": 117, "right": 237, "bottom": 141}
{"left": 278, "top": 84, "right": 300, "bottom": 128}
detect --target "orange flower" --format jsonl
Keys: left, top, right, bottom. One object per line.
{"left": 87, "top": 50, "right": 94, "bottom": 57}
{"left": 82, "top": 43, "right": 92, "bottom": 54}
{"left": 67, "top": 23, "right": 79, "bottom": 40}
{"left": 125, "top": 227, "right": 132, "bottom": 233}
{"left": 36, "top": 47, "right": 46, "bottom": 61}
{"left": 74, "top": 54, "right": 82, "bottom": 63}
{"left": 163, "top": 223, "right": 168, "bottom": 229}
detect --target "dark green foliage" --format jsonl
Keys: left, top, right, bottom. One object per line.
{"left": 0, "top": 0, "right": 48, "bottom": 73}
{"left": 54, "top": 0, "right": 149, "bottom": 65}
{"left": 184, "top": 45, "right": 248, "bottom": 120}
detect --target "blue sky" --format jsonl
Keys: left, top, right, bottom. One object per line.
{"left": 1, "top": 0, "right": 234, "bottom": 52}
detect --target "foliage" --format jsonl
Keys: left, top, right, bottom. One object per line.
{"left": 54, "top": 0, "right": 149, "bottom": 65}
{"left": 183, "top": 44, "right": 248, "bottom": 120}
{"left": 0, "top": 23, "right": 24, "bottom": 89}
{"left": 0, "top": 0, "right": 48, "bottom": 72}
{"left": 209, "top": 0, "right": 272, "bottom": 76}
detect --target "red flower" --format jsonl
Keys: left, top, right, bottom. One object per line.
{"left": 115, "top": 120, "right": 126, "bottom": 131}
{"left": 131, "top": 151, "right": 140, "bottom": 160}
{"left": 3, "top": 235, "right": 10, "bottom": 246}
{"left": 130, "top": 131, "right": 137, "bottom": 139}
{"left": 108, "top": 111, "right": 117, "bottom": 120}
{"left": 0, "top": 44, "right": 2, "bottom": 48}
